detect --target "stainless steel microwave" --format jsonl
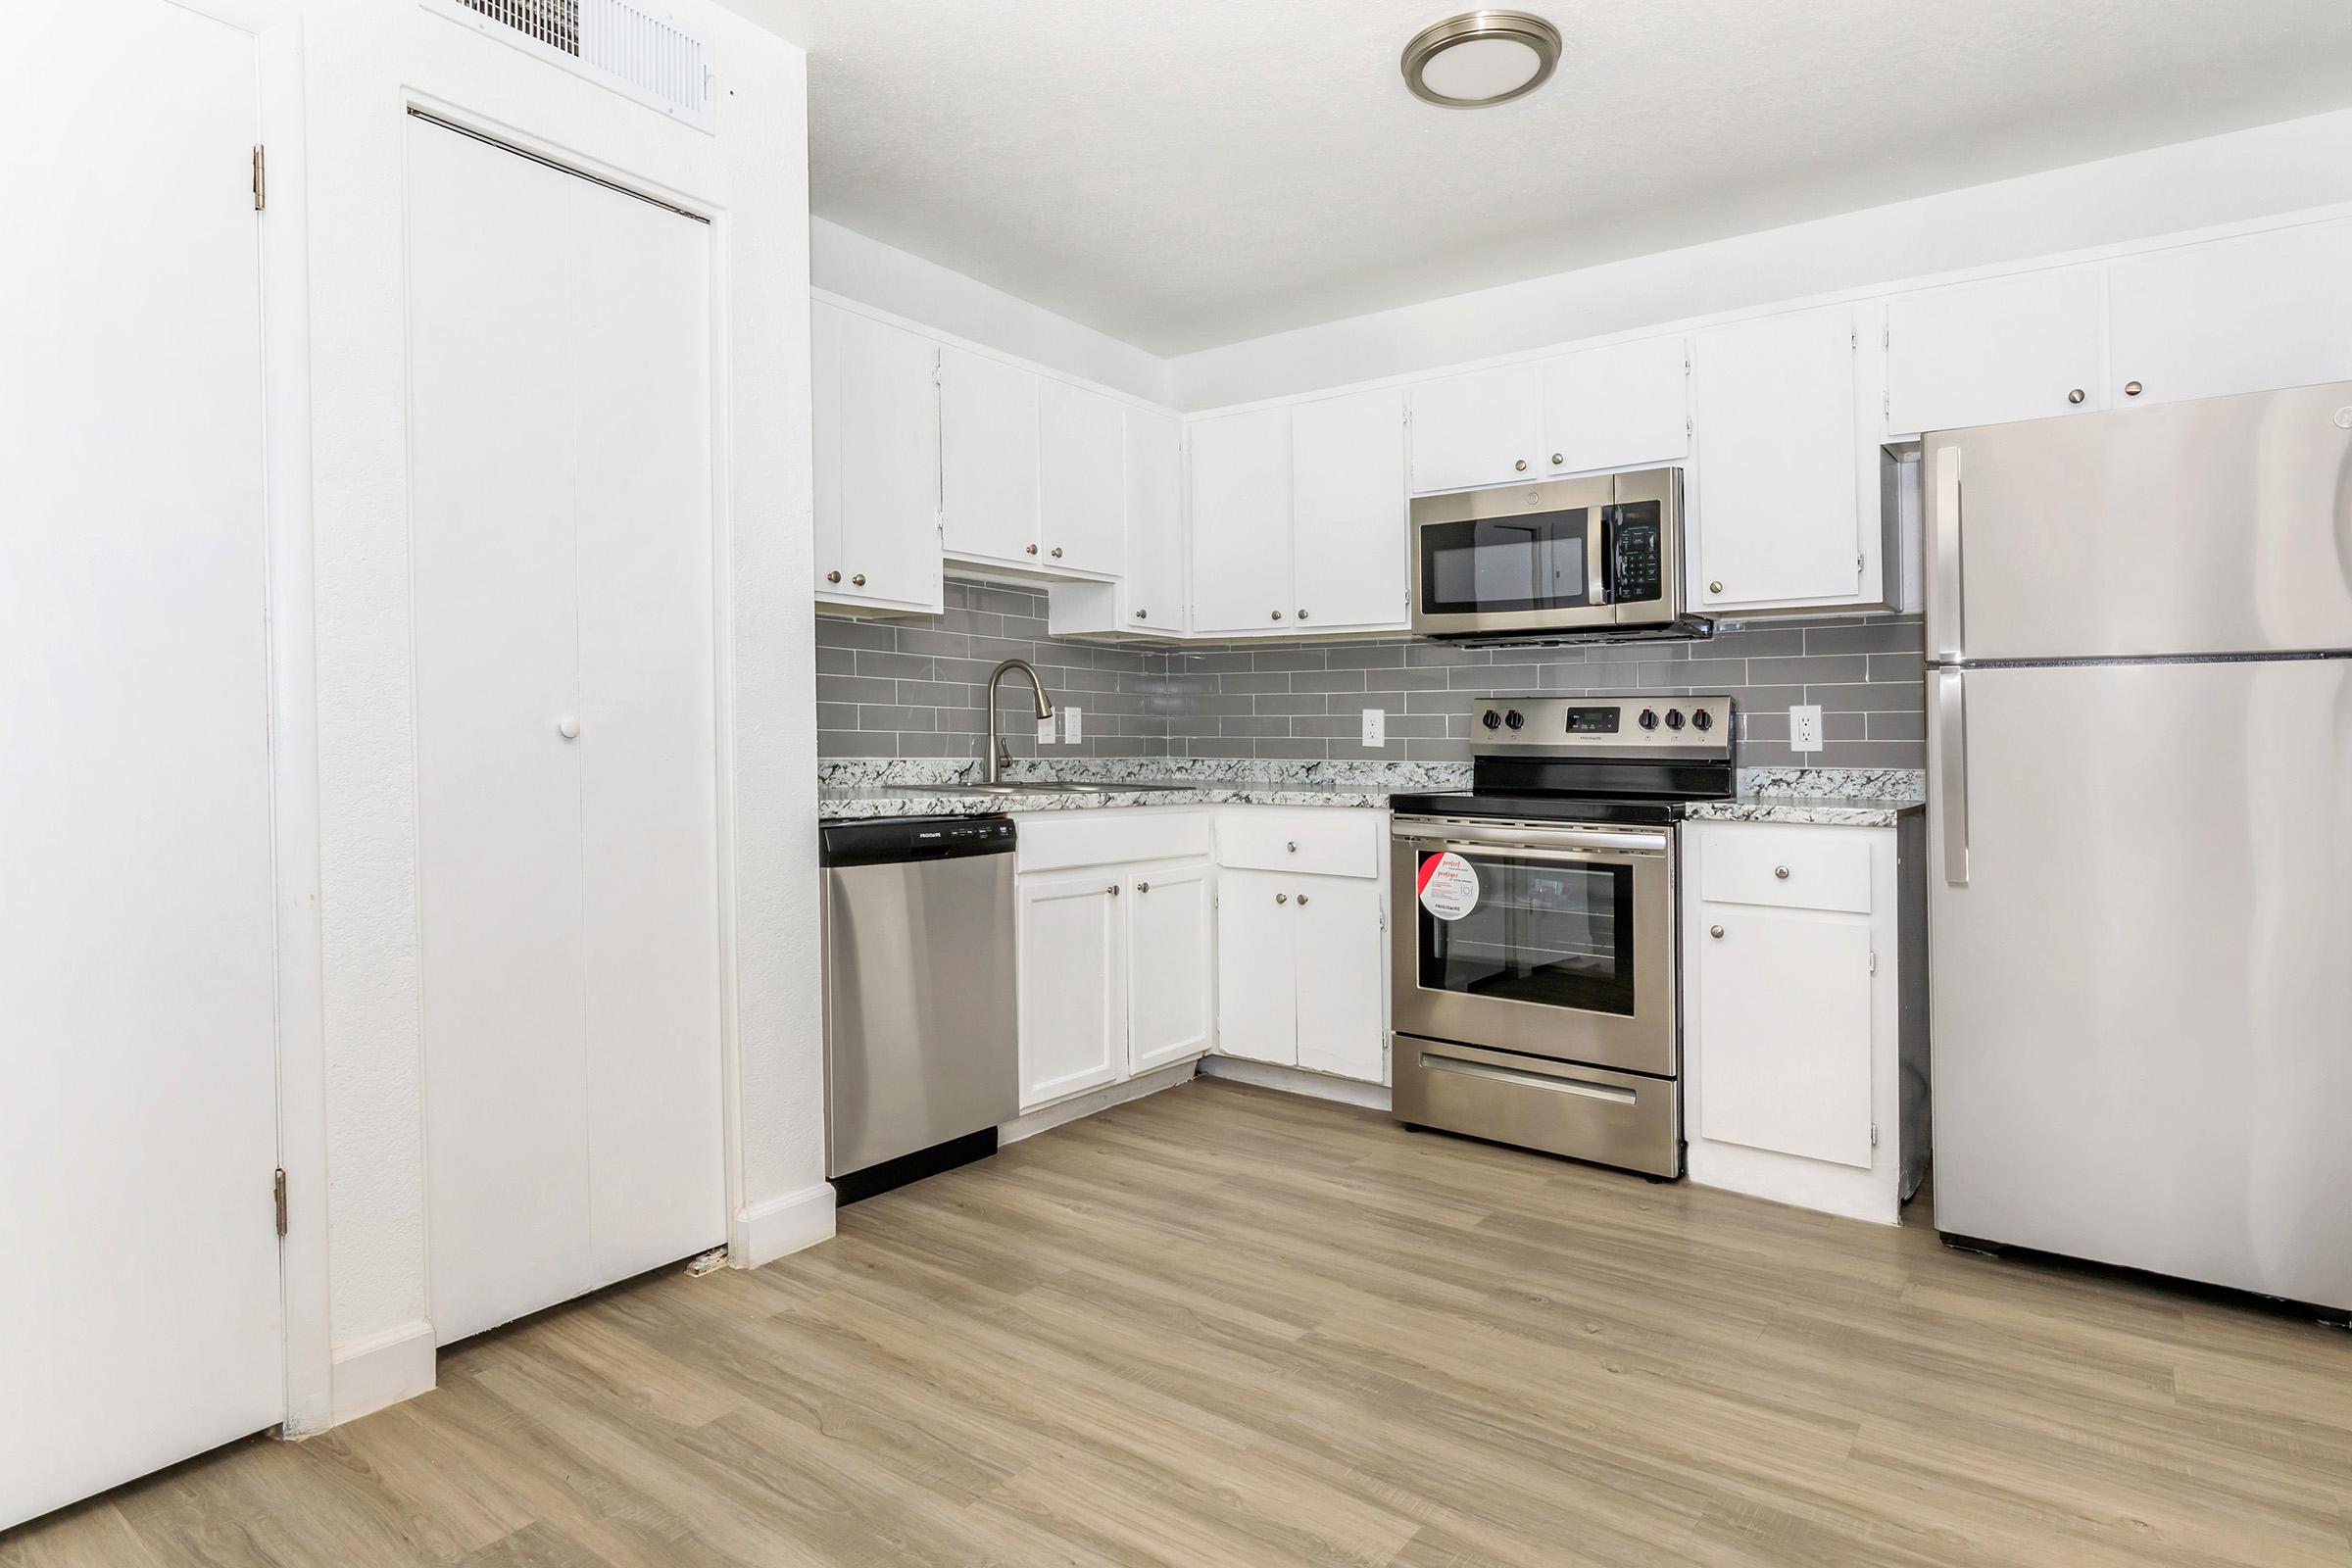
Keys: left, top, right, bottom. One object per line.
{"left": 1408, "top": 468, "right": 1703, "bottom": 641}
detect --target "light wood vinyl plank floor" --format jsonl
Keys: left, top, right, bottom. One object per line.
{"left": 7, "top": 1078, "right": 2349, "bottom": 1566}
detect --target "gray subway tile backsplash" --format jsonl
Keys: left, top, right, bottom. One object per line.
{"left": 818, "top": 583, "right": 1928, "bottom": 768}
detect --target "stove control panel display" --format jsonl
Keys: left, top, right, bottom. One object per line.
{"left": 1469, "top": 695, "right": 1736, "bottom": 760}
{"left": 1564, "top": 707, "right": 1620, "bottom": 734}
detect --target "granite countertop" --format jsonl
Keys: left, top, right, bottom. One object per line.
{"left": 1682, "top": 767, "right": 1927, "bottom": 828}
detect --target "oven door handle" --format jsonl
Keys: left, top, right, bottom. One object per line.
{"left": 1393, "top": 819, "right": 1667, "bottom": 855}
{"left": 1417, "top": 1052, "right": 1640, "bottom": 1105}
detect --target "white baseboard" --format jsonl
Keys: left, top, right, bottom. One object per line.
{"left": 1199, "top": 1054, "right": 1392, "bottom": 1110}
{"left": 329, "top": 1320, "right": 436, "bottom": 1428}
{"left": 1000, "top": 1058, "right": 1200, "bottom": 1145}
{"left": 731, "top": 1182, "right": 837, "bottom": 1269}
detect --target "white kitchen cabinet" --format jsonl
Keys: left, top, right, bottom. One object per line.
{"left": 1046, "top": 403, "right": 1186, "bottom": 638}
{"left": 1212, "top": 809, "right": 1388, "bottom": 1084}
{"left": 1038, "top": 377, "right": 1126, "bottom": 576}
{"left": 1690, "top": 302, "right": 1886, "bottom": 614}
{"left": 2107, "top": 216, "right": 2352, "bottom": 410}
{"left": 810, "top": 301, "right": 943, "bottom": 613}
{"left": 1886, "top": 270, "right": 2109, "bottom": 437}
{"left": 1684, "top": 819, "right": 1918, "bottom": 1225}
{"left": 1125, "top": 858, "right": 1214, "bottom": 1073}
{"left": 1188, "top": 406, "right": 1294, "bottom": 634}
{"left": 1017, "top": 870, "right": 1126, "bottom": 1107}
{"left": 1408, "top": 361, "right": 1544, "bottom": 493}
{"left": 1540, "top": 335, "right": 1690, "bottom": 474}
{"left": 939, "top": 344, "right": 1043, "bottom": 566}
{"left": 1292, "top": 878, "right": 1386, "bottom": 1081}
{"left": 1214, "top": 870, "right": 1305, "bottom": 1066}
{"left": 1290, "top": 385, "right": 1409, "bottom": 631}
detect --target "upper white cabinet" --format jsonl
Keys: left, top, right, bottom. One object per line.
{"left": 810, "top": 301, "right": 943, "bottom": 613}
{"left": 938, "top": 345, "right": 1043, "bottom": 567}
{"left": 2107, "top": 217, "right": 2352, "bottom": 409}
{"left": 1038, "top": 378, "right": 1127, "bottom": 576}
{"left": 1290, "top": 386, "right": 1408, "bottom": 631}
{"left": 1540, "top": 336, "right": 1690, "bottom": 474}
{"left": 1886, "top": 270, "right": 2108, "bottom": 437}
{"left": 1188, "top": 406, "right": 1294, "bottom": 634}
{"left": 1045, "top": 403, "right": 1186, "bottom": 639}
{"left": 1690, "top": 302, "right": 1886, "bottom": 614}
{"left": 1408, "top": 362, "right": 1544, "bottom": 493}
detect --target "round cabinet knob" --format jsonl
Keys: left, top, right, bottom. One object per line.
{"left": 2067, "top": 388, "right": 2085, "bottom": 405}
{"left": 1134, "top": 609, "right": 1148, "bottom": 620}
{"left": 1026, "top": 543, "right": 1040, "bottom": 555}
{"left": 556, "top": 717, "right": 580, "bottom": 740}
{"left": 1709, "top": 924, "right": 1725, "bottom": 939}
{"left": 825, "top": 570, "right": 842, "bottom": 584}
{"left": 1275, "top": 892, "right": 1290, "bottom": 905}
{"left": 2125, "top": 380, "right": 2143, "bottom": 397}
{"left": 1514, "top": 459, "right": 1529, "bottom": 471}
{"left": 1270, "top": 610, "right": 1284, "bottom": 620}
{"left": 1664, "top": 709, "right": 1686, "bottom": 731}
{"left": 1774, "top": 865, "right": 1790, "bottom": 880}
{"left": 1298, "top": 609, "right": 1310, "bottom": 620}
{"left": 1481, "top": 710, "right": 1503, "bottom": 730}
{"left": 1638, "top": 709, "right": 1660, "bottom": 731}
{"left": 1690, "top": 709, "right": 1714, "bottom": 732}
{"left": 1286, "top": 840, "right": 1298, "bottom": 853}
{"left": 1551, "top": 452, "right": 1565, "bottom": 466}
{"left": 1503, "top": 710, "right": 1525, "bottom": 730}
{"left": 1051, "top": 547, "right": 1063, "bottom": 559}
{"left": 1136, "top": 881, "right": 1151, "bottom": 894}
{"left": 1106, "top": 884, "right": 1120, "bottom": 897}
{"left": 1297, "top": 893, "right": 1311, "bottom": 907}
{"left": 1708, "top": 580, "right": 1725, "bottom": 595}
{"left": 852, "top": 573, "right": 866, "bottom": 587}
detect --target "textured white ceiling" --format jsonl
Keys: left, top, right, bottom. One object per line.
{"left": 732, "top": 1, "right": 2352, "bottom": 355}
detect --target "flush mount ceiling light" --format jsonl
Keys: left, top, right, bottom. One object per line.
{"left": 1400, "top": 10, "right": 1561, "bottom": 109}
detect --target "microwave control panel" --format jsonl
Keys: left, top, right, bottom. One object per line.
{"left": 1608, "top": 502, "right": 1664, "bottom": 605}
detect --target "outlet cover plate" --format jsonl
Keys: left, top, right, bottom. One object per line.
{"left": 1789, "top": 704, "right": 1824, "bottom": 754}
{"left": 1362, "top": 708, "right": 1385, "bottom": 747}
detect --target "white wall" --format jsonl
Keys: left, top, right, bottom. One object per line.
{"left": 272, "top": 0, "right": 821, "bottom": 1413}
{"left": 1165, "top": 105, "right": 2352, "bottom": 410}
{"left": 812, "top": 217, "right": 1168, "bottom": 403}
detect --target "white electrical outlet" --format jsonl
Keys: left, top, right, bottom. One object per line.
{"left": 1062, "top": 706, "right": 1082, "bottom": 743}
{"left": 1362, "top": 708, "right": 1386, "bottom": 747}
{"left": 1790, "top": 704, "right": 1824, "bottom": 754}
{"left": 1036, "top": 713, "right": 1055, "bottom": 745}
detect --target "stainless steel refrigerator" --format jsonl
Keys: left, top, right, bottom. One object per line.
{"left": 1925, "top": 379, "right": 2352, "bottom": 1314}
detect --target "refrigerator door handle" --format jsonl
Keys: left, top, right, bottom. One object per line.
{"left": 1931, "top": 444, "right": 1964, "bottom": 663}
{"left": 1936, "top": 665, "right": 1969, "bottom": 886}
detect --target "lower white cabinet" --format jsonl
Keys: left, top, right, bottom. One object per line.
{"left": 1682, "top": 818, "right": 1918, "bottom": 1224}
{"left": 1016, "top": 869, "right": 1127, "bottom": 1107}
{"left": 1126, "top": 859, "right": 1215, "bottom": 1073}
{"left": 1213, "top": 856, "right": 1387, "bottom": 1084}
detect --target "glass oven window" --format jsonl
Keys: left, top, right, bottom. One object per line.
{"left": 1419, "top": 510, "right": 1592, "bottom": 615}
{"left": 1416, "top": 850, "right": 1635, "bottom": 1015}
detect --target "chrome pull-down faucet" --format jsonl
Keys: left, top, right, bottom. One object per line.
{"left": 983, "top": 658, "right": 1056, "bottom": 785}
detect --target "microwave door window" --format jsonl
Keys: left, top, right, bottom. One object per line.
{"left": 1421, "top": 510, "right": 1591, "bottom": 615}
{"left": 1418, "top": 854, "right": 1636, "bottom": 1015}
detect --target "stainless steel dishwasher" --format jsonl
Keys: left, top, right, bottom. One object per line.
{"left": 820, "top": 814, "right": 1019, "bottom": 1201}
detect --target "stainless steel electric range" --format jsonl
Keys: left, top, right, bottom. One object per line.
{"left": 1387, "top": 694, "right": 1736, "bottom": 1178}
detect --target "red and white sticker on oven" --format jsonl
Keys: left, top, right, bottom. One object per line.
{"left": 1416, "top": 852, "right": 1480, "bottom": 921}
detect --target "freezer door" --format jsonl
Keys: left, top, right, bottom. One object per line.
{"left": 1923, "top": 380, "right": 2352, "bottom": 662}
{"left": 1928, "top": 660, "right": 2352, "bottom": 1309}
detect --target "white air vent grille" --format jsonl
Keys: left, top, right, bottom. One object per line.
{"left": 424, "top": 0, "right": 714, "bottom": 133}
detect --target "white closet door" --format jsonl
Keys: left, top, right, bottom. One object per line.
{"left": 569, "top": 174, "right": 725, "bottom": 1288}
{"left": 410, "top": 118, "right": 596, "bottom": 1343}
{"left": 0, "top": 0, "right": 282, "bottom": 1530}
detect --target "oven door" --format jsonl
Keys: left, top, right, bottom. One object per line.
{"left": 1389, "top": 817, "right": 1677, "bottom": 1076}
{"left": 1410, "top": 476, "right": 1613, "bottom": 638}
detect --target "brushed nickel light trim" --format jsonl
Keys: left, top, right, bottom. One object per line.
{"left": 1400, "top": 11, "right": 1562, "bottom": 109}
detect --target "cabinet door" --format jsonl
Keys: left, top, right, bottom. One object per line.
{"left": 1123, "top": 405, "right": 1185, "bottom": 631}
{"left": 1017, "top": 872, "right": 1125, "bottom": 1109}
{"left": 1188, "top": 407, "right": 1293, "bottom": 634}
{"left": 1694, "top": 906, "right": 1874, "bottom": 1167}
{"left": 1292, "top": 878, "right": 1386, "bottom": 1083}
{"left": 1541, "top": 336, "right": 1689, "bottom": 474}
{"left": 1126, "top": 859, "right": 1212, "bottom": 1073}
{"left": 812, "top": 303, "right": 942, "bottom": 611}
{"left": 1690, "top": 304, "right": 1871, "bottom": 612}
{"left": 940, "top": 344, "right": 1041, "bottom": 564}
{"left": 1290, "top": 385, "right": 1408, "bottom": 631}
{"left": 1214, "top": 870, "right": 1298, "bottom": 1065}
{"left": 1886, "top": 270, "right": 2106, "bottom": 436}
{"left": 2107, "top": 218, "right": 2352, "bottom": 408}
{"left": 1039, "top": 377, "right": 1126, "bottom": 575}
{"left": 1408, "top": 362, "right": 1544, "bottom": 493}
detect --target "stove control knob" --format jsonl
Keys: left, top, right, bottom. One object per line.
{"left": 1480, "top": 710, "right": 1502, "bottom": 730}
{"left": 1503, "top": 710, "right": 1525, "bottom": 731}
{"left": 1691, "top": 709, "right": 1715, "bottom": 732}
{"left": 1664, "top": 709, "right": 1686, "bottom": 731}
{"left": 1638, "top": 708, "right": 1660, "bottom": 731}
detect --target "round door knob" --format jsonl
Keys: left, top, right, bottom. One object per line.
{"left": 1134, "top": 609, "right": 1148, "bottom": 619}
{"left": 1551, "top": 452, "right": 1565, "bottom": 465}
{"left": 1271, "top": 610, "right": 1284, "bottom": 620}
{"left": 1708, "top": 580, "right": 1724, "bottom": 595}
{"left": 1709, "top": 924, "right": 1725, "bottom": 939}
{"left": 1026, "top": 543, "right": 1040, "bottom": 555}
{"left": 2125, "top": 380, "right": 2143, "bottom": 397}
{"left": 1276, "top": 892, "right": 1289, "bottom": 905}
{"left": 825, "top": 570, "right": 842, "bottom": 584}
{"left": 2067, "top": 388, "right": 2085, "bottom": 405}
{"left": 1298, "top": 609, "right": 1310, "bottom": 620}
{"left": 852, "top": 573, "right": 866, "bottom": 587}
{"left": 1136, "top": 881, "right": 1151, "bottom": 893}
{"left": 1286, "top": 840, "right": 1298, "bottom": 853}
{"left": 1106, "top": 884, "right": 1120, "bottom": 897}
{"left": 1774, "top": 865, "right": 1790, "bottom": 879}
{"left": 1051, "top": 547, "right": 1063, "bottom": 559}
{"left": 1297, "top": 894, "right": 1310, "bottom": 906}
{"left": 556, "top": 717, "right": 580, "bottom": 740}
{"left": 1514, "top": 459, "right": 1528, "bottom": 471}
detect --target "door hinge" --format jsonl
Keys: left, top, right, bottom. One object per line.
{"left": 252, "top": 145, "right": 267, "bottom": 211}
{"left": 1871, "top": 1122, "right": 1880, "bottom": 1150}
{"left": 272, "top": 1168, "right": 288, "bottom": 1237}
